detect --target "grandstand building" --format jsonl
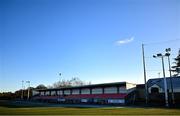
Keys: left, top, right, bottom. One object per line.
{"left": 32, "top": 82, "right": 136, "bottom": 104}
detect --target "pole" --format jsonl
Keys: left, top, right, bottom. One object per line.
{"left": 167, "top": 55, "right": 175, "bottom": 105}
{"left": 21, "top": 81, "right": 24, "bottom": 100}
{"left": 26, "top": 81, "right": 30, "bottom": 100}
{"left": 59, "top": 73, "right": 62, "bottom": 82}
{"left": 142, "top": 44, "right": 148, "bottom": 104}
{"left": 158, "top": 72, "right": 161, "bottom": 78}
{"left": 161, "top": 57, "right": 169, "bottom": 107}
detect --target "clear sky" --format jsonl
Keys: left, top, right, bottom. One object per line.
{"left": 0, "top": 0, "right": 180, "bottom": 92}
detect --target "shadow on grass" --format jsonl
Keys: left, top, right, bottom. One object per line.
{"left": 0, "top": 100, "right": 50, "bottom": 108}
{"left": 0, "top": 100, "right": 105, "bottom": 109}
{"left": 1, "top": 100, "right": 180, "bottom": 110}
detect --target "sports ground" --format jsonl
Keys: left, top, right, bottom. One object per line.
{"left": 0, "top": 100, "right": 180, "bottom": 115}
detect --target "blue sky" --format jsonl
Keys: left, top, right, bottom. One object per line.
{"left": 0, "top": 0, "right": 180, "bottom": 92}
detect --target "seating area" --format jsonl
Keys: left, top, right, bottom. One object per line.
{"left": 33, "top": 93, "right": 127, "bottom": 100}
{"left": 65, "top": 93, "right": 127, "bottom": 99}
{"left": 32, "top": 82, "right": 136, "bottom": 104}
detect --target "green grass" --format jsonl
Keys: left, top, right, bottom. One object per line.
{"left": 0, "top": 100, "right": 180, "bottom": 115}
{"left": 0, "top": 106, "right": 180, "bottom": 115}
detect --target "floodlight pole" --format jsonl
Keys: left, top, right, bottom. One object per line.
{"left": 142, "top": 44, "right": 148, "bottom": 105}
{"left": 165, "top": 48, "right": 175, "bottom": 105}
{"left": 153, "top": 54, "right": 169, "bottom": 107}
{"left": 59, "top": 73, "right": 62, "bottom": 82}
{"left": 21, "top": 80, "right": 24, "bottom": 100}
{"left": 26, "top": 81, "right": 30, "bottom": 100}
{"left": 158, "top": 72, "right": 161, "bottom": 78}
{"left": 161, "top": 56, "right": 169, "bottom": 107}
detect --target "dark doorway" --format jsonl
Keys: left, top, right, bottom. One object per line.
{"left": 151, "top": 87, "right": 159, "bottom": 94}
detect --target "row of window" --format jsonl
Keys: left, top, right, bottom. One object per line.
{"left": 35, "top": 87, "right": 127, "bottom": 96}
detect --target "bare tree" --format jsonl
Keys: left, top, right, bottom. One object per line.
{"left": 35, "top": 84, "right": 47, "bottom": 89}
{"left": 52, "top": 77, "right": 91, "bottom": 88}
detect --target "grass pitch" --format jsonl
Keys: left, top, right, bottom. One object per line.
{"left": 1, "top": 106, "right": 180, "bottom": 115}
{"left": 0, "top": 100, "right": 180, "bottom": 115}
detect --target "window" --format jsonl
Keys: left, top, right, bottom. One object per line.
{"left": 72, "top": 89, "right": 80, "bottom": 95}
{"left": 57, "top": 90, "right": 63, "bottom": 95}
{"left": 92, "top": 88, "right": 102, "bottom": 94}
{"left": 64, "top": 90, "right": 71, "bottom": 95}
{"left": 81, "top": 88, "right": 90, "bottom": 94}
{"left": 104, "top": 87, "right": 117, "bottom": 94}
{"left": 51, "top": 91, "right": 56, "bottom": 96}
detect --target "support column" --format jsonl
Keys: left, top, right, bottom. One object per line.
{"left": 117, "top": 86, "right": 119, "bottom": 94}
{"left": 102, "top": 87, "right": 104, "bottom": 94}
{"left": 90, "top": 88, "right": 92, "bottom": 94}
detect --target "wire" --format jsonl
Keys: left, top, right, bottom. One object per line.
{"left": 146, "top": 70, "right": 170, "bottom": 72}
{"left": 144, "top": 38, "right": 180, "bottom": 46}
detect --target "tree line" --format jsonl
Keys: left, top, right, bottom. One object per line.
{"left": 0, "top": 77, "right": 90, "bottom": 100}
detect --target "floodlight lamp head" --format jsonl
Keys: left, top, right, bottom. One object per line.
{"left": 165, "top": 53, "right": 170, "bottom": 56}
{"left": 153, "top": 55, "right": 156, "bottom": 58}
{"left": 157, "top": 53, "right": 162, "bottom": 57}
{"left": 165, "top": 48, "right": 171, "bottom": 52}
